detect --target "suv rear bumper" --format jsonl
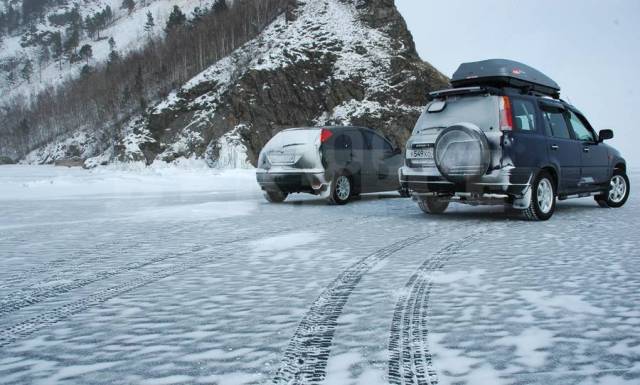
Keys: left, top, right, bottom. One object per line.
{"left": 399, "top": 166, "right": 533, "bottom": 198}
{"left": 256, "top": 170, "right": 329, "bottom": 194}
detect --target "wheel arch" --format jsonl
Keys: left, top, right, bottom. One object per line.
{"left": 613, "top": 161, "right": 626, "bottom": 173}
{"left": 340, "top": 166, "right": 364, "bottom": 193}
{"left": 539, "top": 165, "right": 559, "bottom": 192}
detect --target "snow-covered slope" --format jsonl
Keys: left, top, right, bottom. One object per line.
{"left": 22, "top": 0, "right": 448, "bottom": 166}
{"left": 0, "top": 0, "right": 213, "bottom": 104}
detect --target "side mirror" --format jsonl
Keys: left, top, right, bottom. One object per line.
{"left": 599, "top": 129, "right": 614, "bottom": 142}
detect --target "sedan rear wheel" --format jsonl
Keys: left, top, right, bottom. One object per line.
{"left": 329, "top": 173, "right": 352, "bottom": 205}
{"left": 264, "top": 190, "right": 288, "bottom": 203}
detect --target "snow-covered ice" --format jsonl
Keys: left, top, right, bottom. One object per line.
{"left": 0, "top": 165, "right": 639, "bottom": 385}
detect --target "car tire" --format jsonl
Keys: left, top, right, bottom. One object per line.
{"left": 264, "top": 190, "right": 288, "bottom": 203}
{"left": 521, "top": 170, "right": 556, "bottom": 221}
{"left": 328, "top": 172, "right": 352, "bottom": 205}
{"left": 417, "top": 197, "right": 449, "bottom": 214}
{"left": 595, "top": 170, "right": 630, "bottom": 208}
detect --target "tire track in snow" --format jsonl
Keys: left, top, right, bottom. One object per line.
{"left": 0, "top": 244, "right": 209, "bottom": 317}
{"left": 0, "top": 214, "right": 385, "bottom": 318}
{"left": 387, "top": 230, "right": 488, "bottom": 385}
{"left": 0, "top": 244, "right": 228, "bottom": 348}
{"left": 272, "top": 232, "right": 433, "bottom": 385}
{"left": 0, "top": 214, "right": 386, "bottom": 347}
{"left": 0, "top": 213, "right": 259, "bottom": 290}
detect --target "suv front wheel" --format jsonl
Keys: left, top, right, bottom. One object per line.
{"left": 595, "top": 170, "right": 630, "bottom": 208}
{"left": 522, "top": 170, "right": 556, "bottom": 221}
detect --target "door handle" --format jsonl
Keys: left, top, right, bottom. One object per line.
{"left": 550, "top": 145, "right": 559, "bottom": 150}
{"left": 583, "top": 147, "right": 590, "bottom": 153}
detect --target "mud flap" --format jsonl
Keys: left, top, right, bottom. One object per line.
{"left": 512, "top": 185, "right": 532, "bottom": 209}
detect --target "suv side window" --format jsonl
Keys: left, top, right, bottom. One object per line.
{"left": 512, "top": 99, "right": 538, "bottom": 132}
{"left": 542, "top": 108, "right": 572, "bottom": 139}
{"left": 567, "top": 111, "right": 597, "bottom": 142}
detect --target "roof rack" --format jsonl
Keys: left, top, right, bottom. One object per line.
{"left": 451, "top": 59, "right": 561, "bottom": 99}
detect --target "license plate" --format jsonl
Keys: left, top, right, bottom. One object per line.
{"left": 410, "top": 147, "right": 434, "bottom": 159}
{"left": 269, "top": 153, "right": 296, "bottom": 164}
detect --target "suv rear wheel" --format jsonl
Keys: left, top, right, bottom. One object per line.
{"left": 264, "top": 190, "right": 288, "bottom": 203}
{"left": 418, "top": 197, "right": 449, "bottom": 215}
{"left": 522, "top": 170, "right": 556, "bottom": 221}
{"left": 595, "top": 170, "right": 630, "bottom": 208}
{"left": 328, "top": 172, "right": 352, "bottom": 205}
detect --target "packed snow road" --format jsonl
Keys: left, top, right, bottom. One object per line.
{"left": 0, "top": 165, "right": 639, "bottom": 385}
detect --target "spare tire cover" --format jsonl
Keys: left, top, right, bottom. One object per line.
{"left": 435, "top": 123, "right": 491, "bottom": 183}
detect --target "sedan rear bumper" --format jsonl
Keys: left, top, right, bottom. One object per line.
{"left": 256, "top": 170, "right": 329, "bottom": 194}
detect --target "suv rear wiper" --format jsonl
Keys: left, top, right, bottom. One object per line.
{"left": 282, "top": 143, "right": 305, "bottom": 148}
{"left": 416, "top": 126, "right": 445, "bottom": 134}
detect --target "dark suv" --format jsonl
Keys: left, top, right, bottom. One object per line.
{"left": 400, "top": 59, "right": 629, "bottom": 220}
{"left": 257, "top": 126, "right": 405, "bottom": 204}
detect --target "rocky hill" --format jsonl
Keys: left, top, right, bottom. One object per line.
{"left": 18, "top": 0, "right": 449, "bottom": 167}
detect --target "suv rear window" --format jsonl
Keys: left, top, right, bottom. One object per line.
{"left": 414, "top": 95, "right": 499, "bottom": 133}
{"left": 512, "top": 99, "right": 537, "bottom": 132}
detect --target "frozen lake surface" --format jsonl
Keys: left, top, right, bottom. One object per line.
{"left": 0, "top": 165, "right": 639, "bottom": 385}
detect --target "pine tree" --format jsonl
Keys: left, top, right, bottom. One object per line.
{"left": 165, "top": 6, "right": 185, "bottom": 34}
{"left": 51, "top": 31, "right": 63, "bottom": 70}
{"left": 212, "top": 0, "right": 228, "bottom": 14}
{"left": 133, "top": 65, "right": 144, "bottom": 95}
{"left": 121, "top": 0, "right": 135, "bottom": 15}
{"left": 108, "top": 37, "right": 116, "bottom": 51}
{"left": 108, "top": 49, "right": 120, "bottom": 65}
{"left": 285, "top": 0, "right": 297, "bottom": 22}
{"left": 190, "top": 7, "right": 205, "bottom": 26}
{"left": 80, "top": 64, "right": 93, "bottom": 77}
{"left": 143, "top": 11, "right": 154, "bottom": 36}
{"left": 121, "top": 85, "right": 131, "bottom": 107}
{"left": 79, "top": 44, "right": 93, "bottom": 64}
{"left": 63, "top": 28, "right": 80, "bottom": 56}
{"left": 21, "top": 60, "right": 33, "bottom": 82}
{"left": 6, "top": 70, "right": 16, "bottom": 85}
{"left": 37, "top": 44, "right": 49, "bottom": 80}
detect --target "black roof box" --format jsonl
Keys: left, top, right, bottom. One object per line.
{"left": 451, "top": 59, "right": 561, "bottom": 98}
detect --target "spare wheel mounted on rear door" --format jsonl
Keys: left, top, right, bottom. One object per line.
{"left": 434, "top": 122, "right": 491, "bottom": 183}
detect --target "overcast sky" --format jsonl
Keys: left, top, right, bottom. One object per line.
{"left": 396, "top": 0, "right": 640, "bottom": 167}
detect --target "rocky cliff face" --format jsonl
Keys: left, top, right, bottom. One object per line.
{"left": 26, "top": 0, "right": 449, "bottom": 167}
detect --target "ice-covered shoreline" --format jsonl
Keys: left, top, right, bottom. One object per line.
{"left": 0, "top": 163, "right": 260, "bottom": 201}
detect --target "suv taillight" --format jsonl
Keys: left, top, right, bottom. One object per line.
{"left": 320, "top": 128, "right": 333, "bottom": 143}
{"left": 499, "top": 96, "right": 514, "bottom": 131}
